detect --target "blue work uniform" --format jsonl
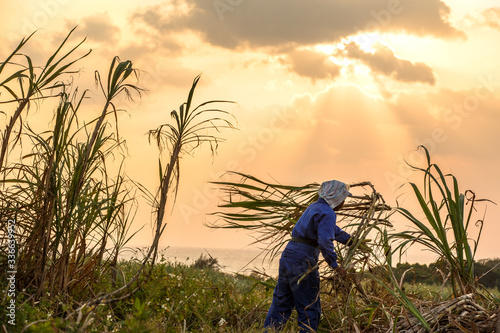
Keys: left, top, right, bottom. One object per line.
{"left": 264, "top": 198, "right": 351, "bottom": 332}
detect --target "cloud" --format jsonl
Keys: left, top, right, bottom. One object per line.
{"left": 269, "top": 82, "right": 500, "bottom": 180}
{"left": 390, "top": 87, "right": 500, "bottom": 160}
{"left": 466, "top": 7, "right": 500, "bottom": 30}
{"left": 133, "top": 0, "right": 461, "bottom": 50}
{"left": 271, "top": 85, "right": 402, "bottom": 167}
{"left": 71, "top": 13, "right": 121, "bottom": 44}
{"left": 118, "top": 31, "right": 184, "bottom": 60}
{"left": 342, "top": 42, "right": 436, "bottom": 84}
{"left": 282, "top": 49, "right": 340, "bottom": 80}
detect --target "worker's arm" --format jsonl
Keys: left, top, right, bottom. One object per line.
{"left": 333, "top": 225, "right": 351, "bottom": 245}
{"left": 317, "top": 212, "right": 343, "bottom": 269}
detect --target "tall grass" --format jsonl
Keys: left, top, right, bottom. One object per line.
{"left": 1, "top": 29, "right": 237, "bottom": 331}
{"left": 0, "top": 29, "right": 142, "bottom": 303}
{"left": 0, "top": 27, "right": 90, "bottom": 171}
{"left": 63, "top": 75, "right": 236, "bottom": 325}
{"left": 393, "top": 145, "right": 492, "bottom": 297}
{"left": 145, "top": 73, "right": 236, "bottom": 265}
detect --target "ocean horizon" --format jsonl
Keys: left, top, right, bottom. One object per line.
{"left": 118, "top": 244, "right": 445, "bottom": 276}
{"left": 119, "top": 245, "right": 280, "bottom": 277}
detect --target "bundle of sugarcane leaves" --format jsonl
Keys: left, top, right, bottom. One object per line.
{"left": 210, "top": 172, "right": 392, "bottom": 263}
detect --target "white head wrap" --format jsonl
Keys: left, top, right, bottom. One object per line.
{"left": 318, "top": 180, "right": 351, "bottom": 209}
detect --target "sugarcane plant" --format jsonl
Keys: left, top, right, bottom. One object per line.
{"left": 0, "top": 27, "right": 90, "bottom": 171}
{"left": 393, "top": 145, "right": 492, "bottom": 298}
{"left": 0, "top": 29, "right": 142, "bottom": 305}
{"left": 67, "top": 73, "right": 237, "bottom": 322}
{"left": 209, "top": 172, "right": 321, "bottom": 260}
{"left": 1, "top": 29, "right": 238, "bottom": 331}
{"left": 145, "top": 74, "right": 236, "bottom": 264}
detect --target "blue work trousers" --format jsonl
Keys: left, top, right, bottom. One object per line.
{"left": 264, "top": 241, "right": 321, "bottom": 332}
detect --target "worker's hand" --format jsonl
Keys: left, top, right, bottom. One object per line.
{"left": 334, "top": 266, "right": 347, "bottom": 279}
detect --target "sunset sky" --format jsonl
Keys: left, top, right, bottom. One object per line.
{"left": 1, "top": 0, "right": 499, "bottom": 263}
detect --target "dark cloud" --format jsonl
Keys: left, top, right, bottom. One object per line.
{"left": 342, "top": 42, "right": 436, "bottom": 84}
{"left": 283, "top": 49, "right": 340, "bottom": 80}
{"left": 133, "top": 0, "right": 461, "bottom": 49}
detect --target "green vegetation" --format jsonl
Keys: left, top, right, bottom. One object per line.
{"left": 394, "top": 146, "right": 491, "bottom": 297}
{"left": 394, "top": 259, "right": 500, "bottom": 291}
{"left": 2, "top": 256, "right": 272, "bottom": 332}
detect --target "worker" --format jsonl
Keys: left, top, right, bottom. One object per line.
{"left": 263, "top": 180, "right": 356, "bottom": 332}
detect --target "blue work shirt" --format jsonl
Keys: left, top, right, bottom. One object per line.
{"left": 291, "top": 198, "right": 351, "bottom": 269}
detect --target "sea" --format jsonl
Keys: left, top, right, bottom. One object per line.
{"left": 119, "top": 245, "right": 442, "bottom": 278}
{"left": 119, "top": 246, "right": 280, "bottom": 277}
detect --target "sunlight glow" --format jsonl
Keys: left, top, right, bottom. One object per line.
{"left": 345, "top": 33, "right": 381, "bottom": 53}
{"left": 313, "top": 42, "right": 344, "bottom": 54}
